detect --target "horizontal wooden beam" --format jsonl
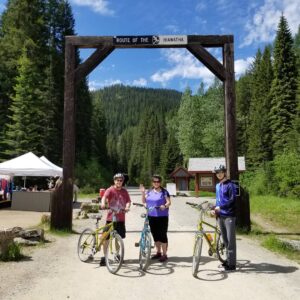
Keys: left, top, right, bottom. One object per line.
{"left": 187, "top": 44, "right": 226, "bottom": 81}
{"left": 66, "top": 35, "right": 233, "bottom": 49}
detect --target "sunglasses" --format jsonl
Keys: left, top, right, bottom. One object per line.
{"left": 152, "top": 180, "right": 161, "bottom": 183}
{"left": 115, "top": 179, "right": 123, "bottom": 182}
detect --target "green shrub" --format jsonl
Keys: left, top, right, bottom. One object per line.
{"left": 273, "top": 151, "right": 300, "bottom": 197}
{"left": 1, "top": 242, "right": 23, "bottom": 261}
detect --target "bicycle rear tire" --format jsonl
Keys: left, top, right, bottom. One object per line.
{"left": 139, "top": 231, "right": 152, "bottom": 271}
{"left": 216, "top": 233, "right": 227, "bottom": 263}
{"left": 77, "top": 228, "right": 96, "bottom": 262}
{"left": 192, "top": 235, "right": 203, "bottom": 277}
{"left": 105, "top": 233, "right": 124, "bottom": 274}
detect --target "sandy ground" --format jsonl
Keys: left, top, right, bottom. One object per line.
{"left": 0, "top": 190, "right": 299, "bottom": 300}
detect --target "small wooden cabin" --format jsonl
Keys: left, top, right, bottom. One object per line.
{"left": 188, "top": 157, "right": 246, "bottom": 192}
{"left": 169, "top": 167, "right": 192, "bottom": 191}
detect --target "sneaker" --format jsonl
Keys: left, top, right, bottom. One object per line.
{"left": 221, "top": 261, "right": 228, "bottom": 267}
{"left": 151, "top": 252, "right": 162, "bottom": 259}
{"left": 100, "top": 257, "right": 106, "bottom": 266}
{"left": 224, "top": 265, "right": 236, "bottom": 271}
{"left": 159, "top": 255, "right": 168, "bottom": 262}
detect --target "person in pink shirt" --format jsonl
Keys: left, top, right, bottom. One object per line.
{"left": 100, "top": 173, "right": 131, "bottom": 266}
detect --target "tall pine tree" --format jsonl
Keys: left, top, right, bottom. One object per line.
{"left": 247, "top": 46, "right": 273, "bottom": 167}
{"left": 269, "top": 15, "right": 297, "bottom": 155}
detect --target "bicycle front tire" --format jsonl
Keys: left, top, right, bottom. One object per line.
{"left": 216, "top": 233, "right": 227, "bottom": 263}
{"left": 139, "top": 231, "right": 152, "bottom": 271}
{"left": 192, "top": 235, "right": 203, "bottom": 277}
{"left": 77, "top": 228, "right": 96, "bottom": 262}
{"left": 105, "top": 233, "right": 124, "bottom": 274}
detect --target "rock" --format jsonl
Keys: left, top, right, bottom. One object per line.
{"left": 14, "top": 237, "right": 39, "bottom": 246}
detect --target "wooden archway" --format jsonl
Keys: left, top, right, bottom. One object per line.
{"left": 53, "top": 35, "right": 240, "bottom": 230}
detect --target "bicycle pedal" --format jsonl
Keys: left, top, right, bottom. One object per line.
{"left": 134, "top": 242, "right": 140, "bottom": 247}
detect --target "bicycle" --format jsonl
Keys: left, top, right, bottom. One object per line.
{"left": 186, "top": 201, "right": 226, "bottom": 277}
{"left": 133, "top": 202, "right": 160, "bottom": 271}
{"left": 77, "top": 208, "right": 125, "bottom": 274}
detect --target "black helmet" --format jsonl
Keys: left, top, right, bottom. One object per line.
{"left": 113, "top": 173, "right": 125, "bottom": 180}
{"left": 213, "top": 164, "right": 226, "bottom": 173}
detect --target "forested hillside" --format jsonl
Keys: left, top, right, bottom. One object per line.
{"left": 91, "top": 85, "right": 182, "bottom": 184}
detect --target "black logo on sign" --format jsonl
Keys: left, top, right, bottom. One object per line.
{"left": 152, "top": 36, "right": 160, "bottom": 45}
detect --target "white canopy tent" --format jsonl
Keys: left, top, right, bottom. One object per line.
{"left": 0, "top": 152, "right": 62, "bottom": 177}
{"left": 39, "top": 156, "right": 62, "bottom": 176}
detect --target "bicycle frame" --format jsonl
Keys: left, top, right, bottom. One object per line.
{"left": 188, "top": 201, "right": 220, "bottom": 256}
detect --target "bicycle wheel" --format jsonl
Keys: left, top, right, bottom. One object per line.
{"left": 192, "top": 235, "right": 203, "bottom": 277}
{"left": 77, "top": 228, "right": 96, "bottom": 262}
{"left": 139, "top": 231, "right": 152, "bottom": 271}
{"left": 105, "top": 232, "right": 124, "bottom": 274}
{"left": 216, "top": 233, "right": 227, "bottom": 263}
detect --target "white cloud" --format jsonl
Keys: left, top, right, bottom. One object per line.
{"left": 235, "top": 57, "right": 254, "bottom": 77}
{"left": 88, "top": 77, "right": 147, "bottom": 91}
{"left": 151, "top": 49, "right": 217, "bottom": 87}
{"left": 132, "top": 78, "right": 147, "bottom": 87}
{"left": 71, "top": 0, "right": 114, "bottom": 16}
{"left": 150, "top": 49, "right": 253, "bottom": 87}
{"left": 88, "top": 79, "right": 121, "bottom": 91}
{"left": 242, "top": 0, "right": 300, "bottom": 47}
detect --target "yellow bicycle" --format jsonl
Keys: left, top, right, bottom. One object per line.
{"left": 77, "top": 208, "right": 124, "bottom": 274}
{"left": 186, "top": 201, "right": 226, "bottom": 277}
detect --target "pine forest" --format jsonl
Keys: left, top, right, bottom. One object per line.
{"left": 0, "top": 1, "right": 299, "bottom": 197}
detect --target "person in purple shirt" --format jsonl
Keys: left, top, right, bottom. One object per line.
{"left": 140, "top": 175, "right": 171, "bottom": 262}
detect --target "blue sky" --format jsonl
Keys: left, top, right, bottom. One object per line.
{"left": 1, "top": 0, "right": 300, "bottom": 93}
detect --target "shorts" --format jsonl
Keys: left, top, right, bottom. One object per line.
{"left": 105, "top": 221, "right": 126, "bottom": 239}
{"left": 148, "top": 216, "right": 168, "bottom": 243}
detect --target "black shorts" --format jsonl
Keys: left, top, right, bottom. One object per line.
{"left": 105, "top": 221, "right": 126, "bottom": 239}
{"left": 148, "top": 216, "right": 169, "bottom": 243}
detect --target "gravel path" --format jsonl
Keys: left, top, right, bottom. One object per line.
{"left": 0, "top": 190, "right": 299, "bottom": 300}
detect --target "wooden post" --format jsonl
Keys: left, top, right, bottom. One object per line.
{"left": 223, "top": 42, "right": 238, "bottom": 181}
{"left": 51, "top": 38, "right": 75, "bottom": 230}
{"left": 223, "top": 42, "right": 250, "bottom": 230}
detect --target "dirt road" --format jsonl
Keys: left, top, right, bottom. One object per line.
{"left": 0, "top": 190, "right": 299, "bottom": 300}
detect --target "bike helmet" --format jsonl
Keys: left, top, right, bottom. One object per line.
{"left": 113, "top": 173, "right": 125, "bottom": 180}
{"left": 213, "top": 164, "right": 226, "bottom": 173}
{"left": 152, "top": 174, "right": 162, "bottom": 182}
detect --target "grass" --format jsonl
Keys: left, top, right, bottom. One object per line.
{"left": 243, "top": 194, "right": 300, "bottom": 263}
{"left": 0, "top": 242, "right": 23, "bottom": 261}
{"left": 78, "top": 192, "right": 98, "bottom": 199}
{"left": 250, "top": 195, "right": 300, "bottom": 232}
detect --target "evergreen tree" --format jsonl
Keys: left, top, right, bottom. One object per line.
{"left": 90, "top": 94, "right": 108, "bottom": 165}
{"left": 269, "top": 16, "right": 297, "bottom": 155}
{"left": 0, "top": 0, "right": 48, "bottom": 157}
{"left": 236, "top": 72, "right": 252, "bottom": 156}
{"left": 288, "top": 25, "right": 300, "bottom": 153}
{"left": 43, "top": 0, "right": 75, "bottom": 163}
{"left": 159, "top": 114, "right": 183, "bottom": 180}
{"left": 6, "top": 45, "right": 46, "bottom": 156}
{"left": 247, "top": 46, "right": 273, "bottom": 167}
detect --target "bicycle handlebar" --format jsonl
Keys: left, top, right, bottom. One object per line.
{"left": 133, "top": 202, "right": 161, "bottom": 210}
{"left": 186, "top": 201, "right": 213, "bottom": 210}
{"left": 133, "top": 202, "right": 144, "bottom": 207}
